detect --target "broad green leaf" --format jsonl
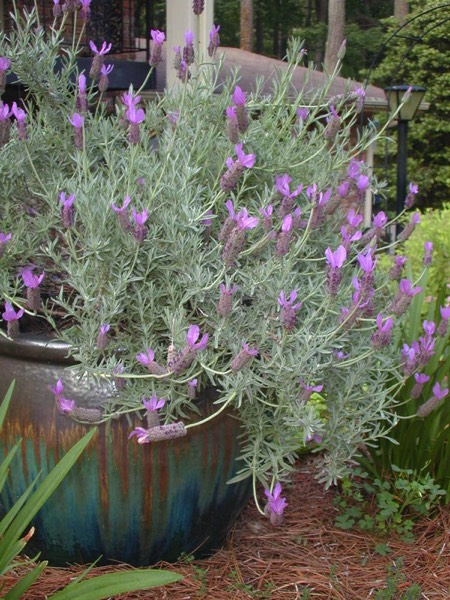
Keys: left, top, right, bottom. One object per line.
{"left": 49, "top": 569, "right": 183, "bottom": 599}
{"left": 3, "top": 561, "right": 48, "bottom": 600}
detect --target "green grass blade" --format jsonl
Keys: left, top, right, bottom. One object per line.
{"left": 0, "top": 381, "right": 15, "bottom": 429}
{"left": 48, "top": 569, "right": 183, "bottom": 599}
{"left": 0, "top": 440, "right": 22, "bottom": 493}
{"left": 0, "top": 428, "right": 97, "bottom": 575}
{"left": 0, "top": 473, "right": 42, "bottom": 538}
{"left": 3, "top": 561, "right": 48, "bottom": 600}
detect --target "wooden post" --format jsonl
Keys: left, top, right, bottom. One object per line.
{"left": 166, "top": 0, "right": 214, "bottom": 89}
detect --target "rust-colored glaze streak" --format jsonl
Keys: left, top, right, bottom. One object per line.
{"left": 97, "top": 427, "right": 110, "bottom": 513}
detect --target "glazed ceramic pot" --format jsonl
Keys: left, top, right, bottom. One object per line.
{"left": 0, "top": 334, "right": 251, "bottom": 566}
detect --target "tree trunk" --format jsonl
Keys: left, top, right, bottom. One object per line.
{"left": 394, "top": 0, "right": 409, "bottom": 24}
{"left": 240, "top": 0, "right": 254, "bottom": 52}
{"left": 324, "top": 0, "right": 345, "bottom": 73}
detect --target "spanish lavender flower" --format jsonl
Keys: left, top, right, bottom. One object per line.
{"left": 187, "top": 378, "right": 198, "bottom": 400}
{"left": 126, "top": 104, "right": 145, "bottom": 144}
{"left": 226, "top": 106, "right": 239, "bottom": 144}
{"left": 305, "top": 433, "right": 323, "bottom": 446}
{"left": 192, "top": 0, "right": 205, "bottom": 15}
{"left": 217, "top": 283, "right": 238, "bottom": 317}
{"left": 136, "top": 348, "right": 167, "bottom": 376}
{"left": 218, "top": 199, "right": 236, "bottom": 243}
{"left": 143, "top": 421, "right": 187, "bottom": 442}
{"left": 57, "top": 396, "right": 76, "bottom": 415}
{"left": 397, "top": 212, "right": 421, "bottom": 242}
{"left": 68, "top": 112, "right": 83, "bottom": 150}
{"left": 76, "top": 73, "right": 88, "bottom": 113}
{"left": 337, "top": 180, "right": 350, "bottom": 198}
{"left": 143, "top": 395, "right": 166, "bottom": 428}
{"left": 422, "top": 241, "right": 433, "bottom": 267}
{"left": 411, "top": 372, "right": 430, "bottom": 399}
{"left": 149, "top": 30, "right": 165, "bottom": 67}
{"left": 21, "top": 267, "right": 44, "bottom": 310}
{"left": 89, "top": 40, "right": 112, "bottom": 80}
{"left": 183, "top": 31, "right": 195, "bottom": 66}
{"left": 357, "top": 174, "right": 370, "bottom": 192}
{"left": 167, "top": 110, "right": 179, "bottom": 126}
{"left": 132, "top": 208, "right": 148, "bottom": 242}
{"left": 357, "top": 250, "right": 377, "bottom": 297}
{"left": 231, "top": 342, "right": 258, "bottom": 372}
{"left": 389, "top": 278, "right": 422, "bottom": 317}
{"left": 220, "top": 144, "right": 255, "bottom": 191}
{"left": 128, "top": 427, "right": 151, "bottom": 444}
{"left": 299, "top": 379, "right": 323, "bottom": 403}
{"left": 401, "top": 341, "right": 420, "bottom": 376}
{"left": 121, "top": 89, "right": 141, "bottom": 108}
{"left": 2, "top": 302, "right": 24, "bottom": 337}
{"left": 310, "top": 188, "right": 331, "bottom": 229}
{"left": 11, "top": 102, "right": 27, "bottom": 141}
{"left": 350, "top": 86, "right": 366, "bottom": 112}
{"left": 98, "top": 63, "right": 114, "bottom": 93}
{"left": 362, "top": 211, "right": 388, "bottom": 244}
{"left": 334, "top": 350, "right": 349, "bottom": 360}
{"left": 172, "top": 45, "right": 182, "bottom": 73}
{"left": 417, "top": 382, "right": 449, "bottom": 418}
{"left": 0, "top": 232, "right": 12, "bottom": 257}
{"left": 296, "top": 107, "right": 309, "bottom": 122}
{"left": 275, "top": 214, "right": 293, "bottom": 258}
{"left": 264, "top": 482, "right": 288, "bottom": 527}
{"left": 50, "top": 379, "right": 64, "bottom": 397}
{"left": 340, "top": 226, "right": 362, "bottom": 253}
{"left": 111, "top": 195, "right": 132, "bottom": 232}
{"left": 223, "top": 208, "right": 258, "bottom": 268}
{"left": 52, "top": 0, "right": 62, "bottom": 17}
{"left": 202, "top": 209, "right": 214, "bottom": 241}
{"left": 292, "top": 207, "right": 303, "bottom": 229}
{"left": 177, "top": 59, "right": 190, "bottom": 81}
{"left": 278, "top": 290, "right": 302, "bottom": 331}
{"left": 169, "top": 325, "right": 209, "bottom": 375}
{"left": 79, "top": 0, "right": 91, "bottom": 21}
{"left": 324, "top": 105, "right": 340, "bottom": 141}
{"left": 259, "top": 204, "right": 273, "bottom": 231}
{"left": 389, "top": 255, "right": 407, "bottom": 280}
{"left": 275, "top": 174, "right": 303, "bottom": 218}
{"left": 96, "top": 323, "right": 110, "bottom": 350}
{"left": 347, "top": 158, "right": 364, "bottom": 180}
{"left": 231, "top": 85, "right": 249, "bottom": 133}
{"left": 405, "top": 182, "right": 418, "bottom": 209}
{"left": 371, "top": 314, "right": 394, "bottom": 349}
{"left": 0, "top": 103, "right": 11, "bottom": 147}
{"left": 59, "top": 192, "right": 76, "bottom": 228}
{"left": 208, "top": 24, "right": 220, "bottom": 57}
{"left": 325, "top": 245, "right": 347, "bottom": 295}
{"left": 418, "top": 334, "right": 435, "bottom": 367}
{"left": 437, "top": 306, "right": 450, "bottom": 337}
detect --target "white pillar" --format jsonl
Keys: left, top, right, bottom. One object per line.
{"left": 166, "top": 0, "right": 214, "bottom": 89}
{"left": 364, "top": 138, "right": 376, "bottom": 229}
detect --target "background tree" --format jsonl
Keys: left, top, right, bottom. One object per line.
{"left": 371, "top": 0, "right": 450, "bottom": 210}
{"left": 324, "top": 0, "right": 345, "bottom": 72}
{"left": 240, "top": 0, "right": 254, "bottom": 51}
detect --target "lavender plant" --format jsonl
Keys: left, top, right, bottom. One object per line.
{"left": 0, "top": 5, "right": 424, "bottom": 521}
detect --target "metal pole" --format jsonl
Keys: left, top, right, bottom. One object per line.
{"left": 396, "top": 119, "right": 408, "bottom": 218}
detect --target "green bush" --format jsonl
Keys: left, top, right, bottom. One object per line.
{"left": 401, "top": 204, "right": 450, "bottom": 299}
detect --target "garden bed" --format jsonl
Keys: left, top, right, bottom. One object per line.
{"left": 3, "top": 456, "right": 449, "bottom": 599}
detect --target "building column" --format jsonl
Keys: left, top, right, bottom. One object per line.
{"left": 166, "top": 0, "right": 214, "bottom": 89}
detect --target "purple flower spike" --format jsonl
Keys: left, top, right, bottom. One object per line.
{"left": 325, "top": 245, "right": 346, "bottom": 269}
{"left": 186, "top": 325, "right": 209, "bottom": 350}
{"left": 235, "top": 143, "right": 255, "bottom": 168}
{"left": 89, "top": 41, "right": 112, "bottom": 56}
{"left": 231, "top": 342, "right": 258, "bottom": 372}
{"left": 89, "top": 40, "right": 112, "bottom": 79}
{"left": 405, "top": 182, "right": 419, "bottom": 208}
{"left": 22, "top": 267, "right": 44, "bottom": 289}
{"left": 398, "top": 212, "right": 421, "bottom": 242}
{"left": 389, "top": 255, "right": 407, "bottom": 280}
{"left": 423, "top": 241, "right": 433, "bottom": 267}
{"left": 143, "top": 395, "right": 166, "bottom": 413}
{"left": 2, "top": 302, "right": 24, "bottom": 322}
{"left": 437, "top": 305, "right": 450, "bottom": 336}
{"left": 232, "top": 86, "right": 246, "bottom": 106}
{"left": 59, "top": 192, "right": 76, "bottom": 228}
{"left": 371, "top": 314, "right": 395, "bottom": 349}
{"left": 417, "top": 382, "right": 449, "bottom": 418}
{"left": 132, "top": 208, "right": 148, "bottom": 242}
{"left": 68, "top": 113, "right": 83, "bottom": 150}
{"left": 136, "top": 348, "right": 167, "bottom": 376}
{"left": 264, "top": 482, "right": 288, "bottom": 527}
{"left": 96, "top": 323, "right": 110, "bottom": 350}
{"left": 236, "top": 208, "right": 258, "bottom": 231}
{"left": 217, "top": 283, "right": 238, "bottom": 317}
{"left": 296, "top": 107, "right": 309, "bottom": 122}
{"left": 0, "top": 232, "right": 12, "bottom": 257}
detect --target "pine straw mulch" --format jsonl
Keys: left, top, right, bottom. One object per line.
{"left": 3, "top": 456, "right": 450, "bottom": 600}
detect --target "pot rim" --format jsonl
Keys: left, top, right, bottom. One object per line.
{"left": 0, "top": 333, "right": 75, "bottom": 364}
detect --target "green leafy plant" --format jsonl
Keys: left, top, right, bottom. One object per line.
{"left": 0, "top": 5, "right": 429, "bottom": 521}
{"left": 359, "top": 263, "right": 450, "bottom": 502}
{"left": 0, "top": 381, "right": 182, "bottom": 599}
{"left": 334, "top": 466, "right": 445, "bottom": 543}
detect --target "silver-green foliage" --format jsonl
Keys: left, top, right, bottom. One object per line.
{"left": 0, "top": 8, "right": 410, "bottom": 491}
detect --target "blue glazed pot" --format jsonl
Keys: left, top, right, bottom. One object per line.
{"left": 0, "top": 334, "right": 251, "bottom": 566}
